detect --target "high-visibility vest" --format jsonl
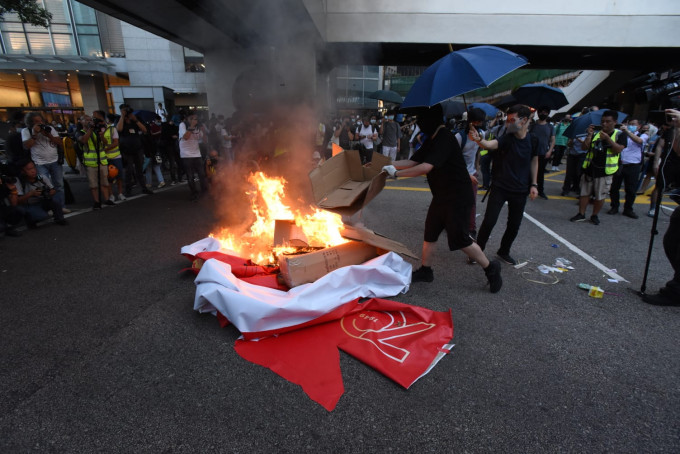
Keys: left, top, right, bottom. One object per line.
{"left": 80, "top": 129, "right": 108, "bottom": 167}
{"left": 103, "top": 125, "right": 120, "bottom": 160}
{"left": 583, "top": 129, "right": 620, "bottom": 175}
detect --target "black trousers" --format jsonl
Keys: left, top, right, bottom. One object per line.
{"left": 182, "top": 157, "right": 207, "bottom": 195}
{"left": 477, "top": 186, "right": 528, "bottom": 256}
{"left": 551, "top": 145, "right": 567, "bottom": 167}
{"left": 562, "top": 153, "right": 586, "bottom": 193}
{"left": 122, "top": 151, "right": 146, "bottom": 193}
{"left": 663, "top": 207, "right": 680, "bottom": 297}
{"left": 610, "top": 163, "right": 641, "bottom": 212}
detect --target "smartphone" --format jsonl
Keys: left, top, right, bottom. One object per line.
{"left": 593, "top": 125, "right": 602, "bottom": 131}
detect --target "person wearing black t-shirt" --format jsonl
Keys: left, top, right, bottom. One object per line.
{"left": 116, "top": 104, "right": 153, "bottom": 196}
{"left": 469, "top": 104, "right": 539, "bottom": 266}
{"left": 381, "top": 105, "right": 502, "bottom": 293}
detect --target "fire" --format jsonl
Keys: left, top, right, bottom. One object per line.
{"left": 211, "top": 172, "right": 348, "bottom": 264}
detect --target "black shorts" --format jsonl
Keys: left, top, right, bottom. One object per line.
{"left": 423, "top": 200, "right": 474, "bottom": 251}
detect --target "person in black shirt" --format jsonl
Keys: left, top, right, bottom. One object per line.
{"left": 469, "top": 104, "right": 539, "bottom": 266}
{"left": 116, "top": 104, "right": 153, "bottom": 196}
{"left": 382, "top": 105, "right": 502, "bottom": 293}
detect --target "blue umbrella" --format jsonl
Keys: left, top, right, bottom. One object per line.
{"left": 511, "top": 83, "right": 569, "bottom": 110}
{"left": 441, "top": 100, "right": 466, "bottom": 118}
{"left": 563, "top": 110, "right": 628, "bottom": 138}
{"left": 469, "top": 102, "right": 499, "bottom": 117}
{"left": 401, "top": 46, "right": 528, "bottom": 108}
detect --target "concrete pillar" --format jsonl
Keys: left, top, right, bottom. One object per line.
{"left": 203, "top": 46, "right": 253, "bottom": 117}
{"left": 78, "top": 73, "right": 109, "bottom": 114}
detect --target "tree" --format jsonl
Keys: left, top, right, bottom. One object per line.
{"left": 0, "top": 0, "right": 52, "bottom": 28}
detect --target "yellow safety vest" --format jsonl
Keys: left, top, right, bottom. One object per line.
{"left": 80, "top": 129, "right": 108, "bottom": 168}
{"left": 582, "top": 130, "right": 620, "bottom": 175}
{"left": 103, "top": 125, "right": 120, "bottom": 160}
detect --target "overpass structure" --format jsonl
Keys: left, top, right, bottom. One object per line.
{"left": 81, "top": 0, "right": 680, "bottom": 114}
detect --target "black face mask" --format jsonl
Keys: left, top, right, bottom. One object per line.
{"left": 538, "top": 114, "right": 549, "bottom": 121}
{"left": 417, "top": 115, "right": 444, "bottom": 136}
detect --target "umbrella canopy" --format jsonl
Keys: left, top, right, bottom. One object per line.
{"left": 469, "top": 102, "right": 499, "bottom": 117}
{"left": 133, "top": 110, "right": 157, "bottom": 123}
{"left": 368, "top": 89, "right": 403, "bottom": 104}
{"left": 401, "top": 46, "right": 528, "bottom": 108}
{"left": 440, "top": 100, "right": 466, "bottom": 118}
{"left": 495, "top": 94, "right": 517, "bottom": 109}
{"left": 563, "top": 110, "right": 628, "bottom": 138}
{"left": 511, "top": 83, "right": 569, "bottom": 110}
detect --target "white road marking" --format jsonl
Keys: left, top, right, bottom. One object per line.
{"left": 522, "top": 212, "right": 629, "bottom": 283}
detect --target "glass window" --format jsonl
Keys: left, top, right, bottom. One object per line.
{"left": 53, "top": 34, "right": 77, "bottom": 55}
{"left": 78, "top": 34, "right": 102, "bottom": 57}
{"left": 50, "top": 24, "right": 72, "bottom": 34}
{"left": 43, "top": 0, "right": 70, "bottom": 24}
{"left": 348, "top": 66, "right": 363, "bottom": 78}
{"left": 70, "top": 1, "right": 97, "bottom": 24}
{"left": 76, "top": 25, "right": 98, "bottom": 34}
{"left": 2, "top": 32, "right": 29, "bottom": 54}
{"left": 27, "top": 33, "right": 54, "bottom": 54}
{"left": 364, "top": 66, "right": 379, "bottom": 78}
{"left": 0, "top": 22, "right": 25, "bottom": 32}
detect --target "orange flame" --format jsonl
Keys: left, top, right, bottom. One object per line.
{"left": 210, "top": 172, "right": 348, "bottom": 264}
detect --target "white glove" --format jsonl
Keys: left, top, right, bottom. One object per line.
{"left": 382, "top": 165, "right": 398, "bottom": 179}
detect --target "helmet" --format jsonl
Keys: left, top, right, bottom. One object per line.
{"left": 108, "top": 164, "right": 119, "bottom": 180}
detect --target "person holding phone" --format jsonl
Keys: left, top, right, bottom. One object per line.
{"left": 569, "top": 110, "right": 627, "bottom": 225}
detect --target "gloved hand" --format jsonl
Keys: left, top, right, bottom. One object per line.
{"left": 382, "top": 165, "right": 398, "bottom": 179}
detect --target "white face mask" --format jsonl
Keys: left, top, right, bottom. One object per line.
{"left": 386, "top": 116, "right": 394, "bottom": 121}
{"left": 370, "top": 119, "right": 376, "bottom": 124}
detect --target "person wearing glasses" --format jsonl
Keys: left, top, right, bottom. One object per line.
{"left": 469, "top": 104, "right": 539, "bottom": 266}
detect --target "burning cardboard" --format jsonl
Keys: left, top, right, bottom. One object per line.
{"left": 309, "top": 149, "right": 391, "bottom": 217}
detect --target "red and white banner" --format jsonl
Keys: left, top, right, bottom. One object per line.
{"left": 235, "top": 298, "right": 453, "bottom": 411}
{"left": 181, "top": 238, "right": 454, "bottom": 411}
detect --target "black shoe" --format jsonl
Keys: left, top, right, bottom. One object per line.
{"left": 560, "top": 191, "right": 569, "bottom": 197}
{"left": 142, "top": 188, "right": 154, "bottom": 195}
{"left": 54, "top": 219, "right": 69, "bottom": 226}
{"left": 105, "top": 200, "right": 116, "bottom": 206}
{"left": 93, "top": 202, "right": 102, "bottom": 210}
{"left": 622, "top": 210, "right": 638, "bottom": 219}
{"left": 485, "top": 260, "right": 502, "bottom": 293}
{"left": 607, "top": 207, "right": 618, "bottom": 215}
{"left": 570, "top": 213, "right": 586, "bottom": 222}
{"left": 412, "top": 266, "right": 434, "bottom": 283}
{"left": 497, "top": 252, "right": 517, "bottom": 265}
{"left": 590, "top": 215, "right": 600, "bottom": 225}
{"left": 642, "top": 292, "right": 680, "bottom": 306}
{"left": 190, "top": 193, "right": 199, "bottom": 202}
{"left": 538, "top": 192, "right": 549, "bottom": 200}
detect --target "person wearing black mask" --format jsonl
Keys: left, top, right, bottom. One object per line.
{"left": 380, "top": 105, "right": 502, "bottom": 293}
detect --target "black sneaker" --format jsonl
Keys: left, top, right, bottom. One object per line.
{"left": 642, "top": 292, "right": 680, "bottom": 306}
{"left": 607, "top": 207, "right": 618, "bottom": 215}
{"left": 93, "top": 202, "right": 102, "bottom": 210}
{"left": 570, "top": 213, "right": 586, "bottom": 222}
{"left": 538, "top": 192, "right": 549, "bottom": 200}
{"left": 497, "top": 252, "right": 517, "bottom": 265}
{"left": 142, "top": 188, "right": 154, "bottom": 195}
{"left": 412, "top": 266, "right": 434, "bottom": 283}
{"left": 485, "top": 260, "right": 502, "bottom": 293}
{"left": 105, "top": 200, "right": 116, "bottom": 206}
{"left": 590, "top": 215, "right": 600, "bottom": 225}
{"left": 622, "top": 210, "right": 638, "bottom": 219}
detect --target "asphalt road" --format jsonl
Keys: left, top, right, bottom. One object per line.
{"left": 1, "top": 166, "right": 678, "bottom": 452}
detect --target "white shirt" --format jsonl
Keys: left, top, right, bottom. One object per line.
{"left": 456, "top": 131, "right": 481, "bottom": 175}
{"left": 357, "top": 124, "right": 375, "bottom": 150}
{"left": 21, "top": 127, "right": 60, "bottom": 165}
{"left": 178, "top": 122, "right": 203, "bottom": 158}
{"left": 620, "top": 132, "right": 648, "bottom": 164}
{"left": 155, "top": 108, "right": 167, "bottom": 122}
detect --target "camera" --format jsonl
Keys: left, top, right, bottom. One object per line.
{"left": 38, "top": 124, "right": 52, "bottom": 132}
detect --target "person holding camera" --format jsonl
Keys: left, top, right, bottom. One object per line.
{"left": 607, "top": 119, "right": 648, "bottom": 218}
{"left": 179, "top": 113, "right": 208, "bottom": 201}
{"left": 14, "top": 159, "right": 67, "bottom": 228}
{"left": 334, "top": 117, "right": 355, "bottom": 151}
{"left": 76, "top": 114, "right": 114, "bottom": 209}
{"left": 116, "top": 104, "right": 153, "bottom": 196}
{"left": 569, "top": 110, "right": 627, "bottom": 225}
{"left": 21, "top": 112, "right": 65, "bottom": 209}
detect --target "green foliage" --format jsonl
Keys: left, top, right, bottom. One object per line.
{"left": 0, "top": 0, "right": 53, "bottom": 28}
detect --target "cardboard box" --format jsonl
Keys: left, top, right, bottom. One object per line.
{"left": 277, "top": 226, "right": 418, "bottom": 288}
{"left": 278, "top": 241, "right": 379, "bottom": 288}
{"left": 308, "top": 149, "right": 391, "bottom": 217}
